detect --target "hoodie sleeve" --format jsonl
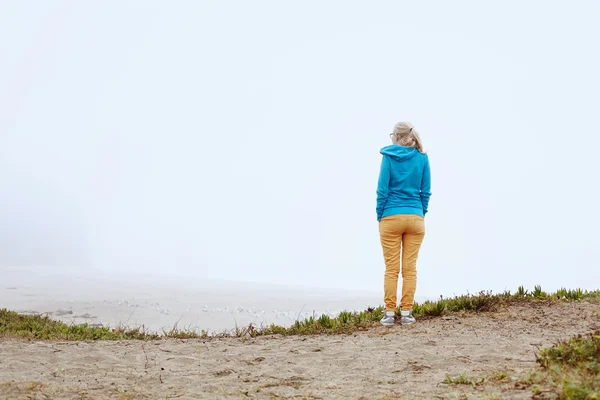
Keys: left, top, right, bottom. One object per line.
{"left": 420, "top": 155, "right": 431, "bottom": 216}
{"left": 376, "top": 155, "right": 391, "bottom": 221}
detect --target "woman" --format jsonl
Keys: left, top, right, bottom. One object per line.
{"left": 377, "top": 122, "right": 431, "bottom": 326}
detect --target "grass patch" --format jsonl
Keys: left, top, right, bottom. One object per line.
{"left": 411, "top": 286, "right": 600, "bottom": 319}
{"left": 491, "top": 370, "right": 510, "bottom": 382}
{"left": 532, "top": 330, "right": 600, "bottom": 398}
{"left": 443, "top": 372, "right": 484, "bottom": 386}
{"left": 411, "top": 290, "right": 502, "bottom": 318}
{"left": 515, "top": 285, "right": 596, "bottom": 301}
{"left": 481, "top": 395, "right": 502, "bottom": 400}
{"left": 1, "top": 286, "right": 599, "bottom": 340}
{"left": 0, "top": 309, "right": 214, "bottom": 341}
{"left": 0, "top": 309, "right": 162, "bottom": 341}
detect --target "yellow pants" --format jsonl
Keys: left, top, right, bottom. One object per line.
{"left": 379, "top": 214, "right": 425, "bottom": 311}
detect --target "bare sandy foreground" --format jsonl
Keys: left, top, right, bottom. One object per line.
{"left": 1, "top": 302, "right": 599, "bottom": 400}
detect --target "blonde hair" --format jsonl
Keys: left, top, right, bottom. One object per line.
{"left": 393, "top": 122, "right": 424, "bottom": 153}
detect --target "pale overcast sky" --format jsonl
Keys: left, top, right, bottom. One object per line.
{"left": 1, "top": 1, "right": 599, "bottom": 297}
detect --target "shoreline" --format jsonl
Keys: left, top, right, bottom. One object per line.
{"left": 2, "top": 267, "right": 432, "bottom": 333}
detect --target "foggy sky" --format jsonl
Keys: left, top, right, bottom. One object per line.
{"left": 2, "top": 1, "right": 599, "bottom": 297}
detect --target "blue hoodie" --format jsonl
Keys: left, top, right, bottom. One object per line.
{"left": 376, "top": 145, "right": 431, "bottom": 221}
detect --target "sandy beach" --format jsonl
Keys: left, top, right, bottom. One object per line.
{"left": 1, "top": 301, "right": 598, "bottom": 399}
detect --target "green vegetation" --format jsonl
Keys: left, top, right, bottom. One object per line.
{"left": 411, "top": 290, "right": 501, "bottom": 317}
{"left": 0, "top": 309, "right": 208, "bottom": 341}
{"left": 491, "top": 371, "right": 509, "bottom": 382}
{"left": 1, "top": 286, "right": 599, "bottom": 340}
{"left": 443, "top": 372, "right": 484, "bottom": 386}
{"left": 533, "top": 331, "right": 600, "bottom": 399}
{"left": 411, "top": 287, "right": 600, "bottom": 320}
{"left": 512, "top": 285, "right": 595, "bottom": 301}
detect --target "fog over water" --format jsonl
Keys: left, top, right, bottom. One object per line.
{"left": 2, "top": 2, "right": 599, "bottom": 331}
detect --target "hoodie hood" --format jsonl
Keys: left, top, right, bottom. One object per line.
{"left": 380, "top": 144, "right": 418, "bottom": 161}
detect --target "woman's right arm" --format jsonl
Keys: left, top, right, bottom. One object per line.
{"left": 420, "top": 155, "right": 431, "bottom": 216}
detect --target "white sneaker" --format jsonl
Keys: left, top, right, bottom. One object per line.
{"left": 380, "top": 311, "right": 396, "bottom": 326}
{"left": 400, "top": 310, "right": 416, "bottom": 325}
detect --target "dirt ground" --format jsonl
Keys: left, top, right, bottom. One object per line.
{"left": 1, "top": 301, "right": 599, "bottom": 400}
